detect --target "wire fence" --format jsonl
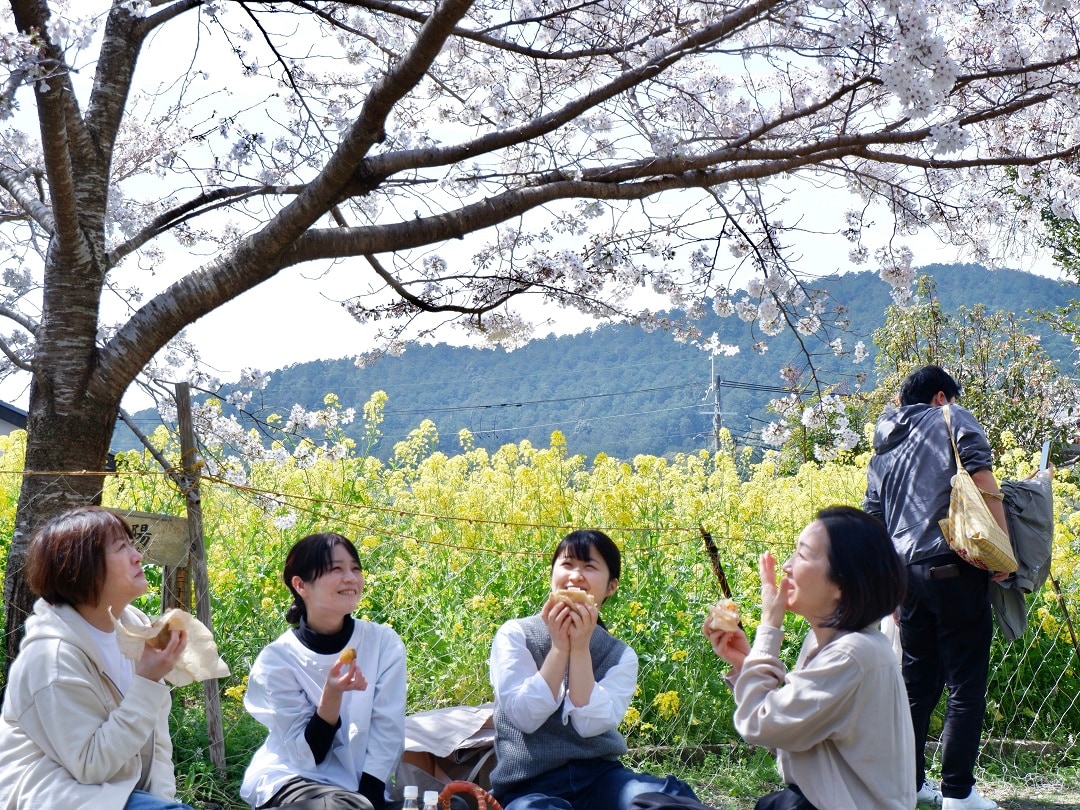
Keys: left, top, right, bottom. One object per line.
{"left": 0, "top": 428, "right": 1077, "bottom": 803}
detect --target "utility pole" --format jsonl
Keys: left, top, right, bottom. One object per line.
{"left": 707, "top": 355, "right": 724, "bottom": 452}
{"left": 712, "top": 357, "right": 721, "bottom": 452}
{"left": 707, "top": 357, "right": 739, "bottom": 452}
{"left": 175, "top": 383, "right": 226, "bottom": 774}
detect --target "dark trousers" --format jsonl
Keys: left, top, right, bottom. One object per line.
{"left": 500, "top": 759, "right": 700, "bottom": 810}
{"left": 754, "top": 785, "right": 818, "bottom": 810}
{"left": 261, "top": 777, "right": 375, "bottom": 810}
{"left": 899, "top": 555, "right": 993, "bottom": 800}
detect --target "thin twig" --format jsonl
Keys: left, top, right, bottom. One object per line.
{"left": 1049, "top": 573, "right": 1080, "bottom": 665}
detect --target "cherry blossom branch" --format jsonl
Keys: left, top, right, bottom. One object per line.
{"left": 108, "top": 184, "right": 303, "bottom": 267}
{"left": 362, "top": 254, "right": 521, "bottom": 314}
{"left": 0, "top": 303, "right": 38, "bottom": 337}
{"left": 0, "top": 336, "right": 32, "bottom": 373}
{"left": 338, "top": 0, "right": 785, "bottom": 191}
{"left": 94, "top": 0, "right": 482, "bottom": 396}
{"left": 236, "top": 1, "right": 330, "bottom": 145}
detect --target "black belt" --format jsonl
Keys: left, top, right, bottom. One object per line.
{"left": 929, "top": 563, "right": 960, "bottom": 580}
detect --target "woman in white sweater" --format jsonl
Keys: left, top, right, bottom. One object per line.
{"left": 0, "top": 506, "right": 192, "bottom": 810}
{"left": 703, "top": 506, "right": 914, "bottom": 810}
{"left": 241, "top": 532, "right": 406, "bottom": 810}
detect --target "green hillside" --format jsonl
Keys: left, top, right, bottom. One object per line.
{"left": 115, "top": 264, "right": 1077, "bottom": 461}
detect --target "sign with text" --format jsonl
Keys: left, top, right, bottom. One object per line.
{"left": 108, "top": 509, "right": 190, "bottom": 567}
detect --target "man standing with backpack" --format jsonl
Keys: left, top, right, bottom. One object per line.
{"left": 864, "top": 365, "right": 1009, "bottom": 810}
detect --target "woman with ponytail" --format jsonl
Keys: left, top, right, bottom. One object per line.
{"left": 240, "top": 533, "right": 406, "bottom": 810}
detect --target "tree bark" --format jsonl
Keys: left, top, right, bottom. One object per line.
{"left": 4, "top": 389, "right": 118, "bottom": 666}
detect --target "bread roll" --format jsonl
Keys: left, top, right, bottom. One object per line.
{"left": 146, "top": 612, "right": 184, "bottom": 650}
{"left": 551, "top": 588, "right": 595, "bottom": 606}
{"left": 111, "top": 607, "right": 230, "bottom": 686}
{"left": 707, "top": 598, "right": 741, "bottom": 632}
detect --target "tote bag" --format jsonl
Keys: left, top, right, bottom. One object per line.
{"left": 396, "top": 704, "right": 496, "bottom": 796}
{"left": 938, "top": 405, "right": 1017, "bottom": 573}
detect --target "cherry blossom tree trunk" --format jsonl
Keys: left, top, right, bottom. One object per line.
{"left": 5, "top": 396, "right": 117, "bottom": 664}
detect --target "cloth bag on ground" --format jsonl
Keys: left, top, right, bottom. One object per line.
{"left": 630, "top": 794, "right": 738, "bottom": 810}
{"left": 628, "top": 791, "right": 733, "bottom": 810}
{"left": 938, "top": 405, "right": 1017, "bottom": 573}
{"left": 395, "top": 704, "right": 496, "bottom": 796}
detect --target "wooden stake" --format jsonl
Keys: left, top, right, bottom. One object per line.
{"left": 176, "top": 383, "right": 226, "bottom": 775}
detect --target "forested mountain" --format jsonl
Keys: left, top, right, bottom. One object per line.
{"left": 116, "top": 264, "right": 1077, "bottom": 461}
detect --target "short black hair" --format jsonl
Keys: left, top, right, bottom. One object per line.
{"left": 26, "top": 506, "right": 135, "bottom": 607}
{"left": 817, "top": 506, "right": 906, "bottom": 631}
{"left": 550, "top": 529, "right": 621, "bottom": 582}
{"left": 899, "top": 364, "right": 961, "bottom": 406}
{"left": 283, "top": 532, "right": 362, "bottom": 624}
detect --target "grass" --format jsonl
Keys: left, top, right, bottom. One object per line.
{"left": 174, "top": 744, "right": 1080, "bottom": 810}
{"left": 627, "top": 751, "right": 1080, "bottom": 810}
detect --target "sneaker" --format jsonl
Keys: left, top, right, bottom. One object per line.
{"left": 941, "top": 788, "right": 998, "bottom": 810}
{"left": 917, "top": 780, "right": 943, "bottom": 806}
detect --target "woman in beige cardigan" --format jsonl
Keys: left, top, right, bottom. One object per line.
{"left": 0, "top": 506, "right": 192, "bottom": 810}
{"left": 704, "top": 506, "right": 914, "bottom": 810}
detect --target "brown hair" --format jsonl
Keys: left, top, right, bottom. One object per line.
{"left": 26, "top": 506, "right": 135, "bottom": 607}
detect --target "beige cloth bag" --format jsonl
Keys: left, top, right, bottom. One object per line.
{"left": 938, "top": 405, "right": 1017, "bottom": 573}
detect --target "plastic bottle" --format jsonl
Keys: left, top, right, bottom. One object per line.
{"left": 402, "top": 786, "right": 419, "bottom": 810}
{"left": 423, "top": 790, "right": 439, "bottom": 810}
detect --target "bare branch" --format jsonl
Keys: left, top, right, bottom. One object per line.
{"left": 363, "top": 253, "right": 521, "bottom": 314}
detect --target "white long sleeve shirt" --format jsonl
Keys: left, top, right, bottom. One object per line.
{"left": 241, "top": 620, "right": 406, "bottom": 808}
{"left": 488, "top": 617, "right": 637, "bottom": 738}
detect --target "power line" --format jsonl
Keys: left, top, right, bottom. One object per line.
{"left": 716, "top": 378, "right": 793, "bottom": 394}
{"left": 384, "top": 382, "right": 700, "bottom": 416}
{"left": 119, "top": 374, "right": 787, "bottom": 458}
{"left": 117, "top": 381, "right": 706, "bottom": 426}
{"left": 459, "top": 402, "right": 704, "bottom": 438}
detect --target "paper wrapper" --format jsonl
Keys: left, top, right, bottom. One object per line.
{"left": 111, "top": 607, "right": 230, "bottom": 687}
